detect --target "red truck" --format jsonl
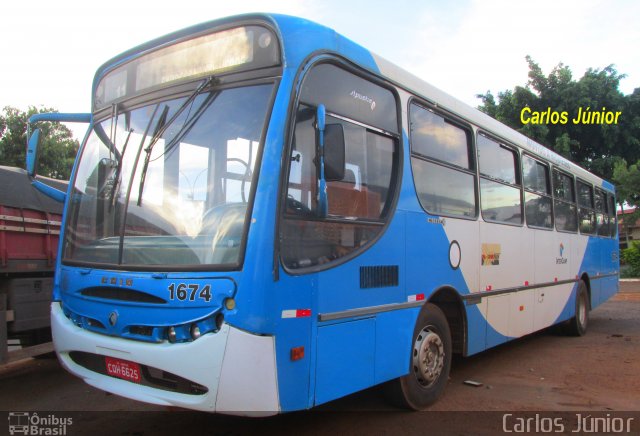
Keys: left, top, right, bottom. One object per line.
{"left": 0, "top": 165, "right": 66, "bottom": 364}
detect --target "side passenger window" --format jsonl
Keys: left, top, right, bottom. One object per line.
{"left": 553, "top": 170, "right": 578, "bottom": 232}
{"left": 522, "top": 155, "right": 552, "bottom": 228}
{"left": 478, "top": 134, "right": 522, "bottom": 225}
{"left": 410, "top": 104, "right": 476, "bottom": 218}
{"left": 595, "top": 189, "right": 609, "bottom": 236}
{"left": 577, "top": 181, "right": 595, "bottom": 234}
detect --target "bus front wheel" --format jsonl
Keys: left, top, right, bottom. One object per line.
{"left": 385, "top": 303, "right": 452, "bottom": 410}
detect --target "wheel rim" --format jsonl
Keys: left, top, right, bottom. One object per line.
{"left": 412, "top": 326, "right": 445, "bottom": 387}
{"left": 578, "top": 293, "right": 587, "bottom": 329}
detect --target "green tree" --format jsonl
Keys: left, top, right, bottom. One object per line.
{"left": 622, "top": 241, "right": 640, "bottom": 277}
{"left": 613, "top": 159, "right": 640, "bottom": 247}
{"left": 0, "top": 106, "right": 79, "bottom": 179}
{"left": 477, "top": 56, "right": 637, "bottom": 181}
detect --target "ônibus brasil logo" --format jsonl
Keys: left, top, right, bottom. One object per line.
{"left": 8, "top": 412, "right": 73, "bottom": 435}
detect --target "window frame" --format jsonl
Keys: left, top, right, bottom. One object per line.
{"left": 283, "top": 107, "right": 399, "bottom": 225}
{"left": 594, "top": 187, "right": 609, "bottom": 238}
{"left": 408, "top": 99, "right": 478, "bottom": 221}
{"left": 522, "top": 153, "right": 554, "bottom": 230}
{"left": 576, "top": 179, "right": 596, "bottom": 235}
{"left": 552, "top": 168, "right": 579, "bottom": 234}
{"left": 477, "top": 131, "right": 523, "bottom": 227}
{"left": 608, "top": 193, "right": 618, "bottom": 238}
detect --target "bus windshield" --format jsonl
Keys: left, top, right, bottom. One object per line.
{"left": 63, "top": 83, "right": 273, "bottom": 268}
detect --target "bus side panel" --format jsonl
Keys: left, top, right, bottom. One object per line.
{"left": 576, "top": 235, "right": 601, "bottom": 306}
{"left": 404, "top": 212, "right": 474, "bottom": 300}
{"left": 315, "top": 216, "right": 406, "bottom": 316}
{"left": 463, "top": 301, "right": 490, "bottom": 356}
{"left": 315, "top": 318, "right": 375, "bottom": 406}
{"left": 479, "top": 222, "right": 534, "bottom": 346}
{"left": 601, "top": 236, "right": 620, "bottom": 304}
{"left": 270, "top": 261, "right": 316, "bottom": 412}
{"left": 533, "top": 228, "right": 565, "bottom": 331}
{"left": 311, "top": 212, "right": 407, "bottom": 405}
{"left": 551, "top": 234, "right": 597, "bottom": 326}
{"left": 485, "top": 295, "right": 510, "bottom": 348}
{"left": 578, "top": 236, "right": 619, "bottom": 309}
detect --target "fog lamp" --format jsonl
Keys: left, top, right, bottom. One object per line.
{"left": 168, "top": 326, "right": 177, "bottom": 343}
{"left": 191, "top": 324, "right": 201, "bottom": 340}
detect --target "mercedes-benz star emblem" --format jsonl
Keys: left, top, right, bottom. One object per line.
{"left": 108, "top": 311, "right": 118, "bottom": 326}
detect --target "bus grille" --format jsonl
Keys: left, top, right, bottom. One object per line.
{"left": 81, "top": 287, "right": 166, "bottom": 304}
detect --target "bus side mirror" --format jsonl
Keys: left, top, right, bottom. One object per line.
{"left": 26, "top": 128, "right": 41, "bottom": 177}
{"left": 316, "top": 105, "right": 346, "bottom": 217}
{"left": 323, "top": 124, "right": 345, "bottom": 182}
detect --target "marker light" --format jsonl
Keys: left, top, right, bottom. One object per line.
{"left": 224, "top": 298, "right": 236, "bottom": 310}
{"left": 291, "top": 346, "right": 305, "bottom": 361}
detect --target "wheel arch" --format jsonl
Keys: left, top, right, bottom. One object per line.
{"left": 427, "top": 286, "right": 467, "bottom": 356}
{"left": 580, "top": 272, "right": 592, "bottom": 310}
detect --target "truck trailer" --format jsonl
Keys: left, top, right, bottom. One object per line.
{"left": 0, "top": 165, "right": 65, "bottom": 364}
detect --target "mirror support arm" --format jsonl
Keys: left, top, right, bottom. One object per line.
{"left": 316, "top": 105, "right": 328, "bottom": 217}
{"left": 26, "top": 112, "right": 91, "bottom": 202}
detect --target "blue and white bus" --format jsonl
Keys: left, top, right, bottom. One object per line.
{"left": 26, "top": 13, "right": 619, "bottom": 415}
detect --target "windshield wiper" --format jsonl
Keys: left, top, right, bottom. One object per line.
{"left": 109, "top": 128, "right": 133, "bottom": 209}
{"left": 137, "top": 77, "right": 213, "bottom": 206}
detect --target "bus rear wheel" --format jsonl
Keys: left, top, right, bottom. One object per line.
{"left": 564, "top": 280, "right": 589, "bottom": 336}
{"left": 385, "top": 303, "right": 452, "bottom": 410}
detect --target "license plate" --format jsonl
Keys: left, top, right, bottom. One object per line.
{"left": 105, "top": 357, "right": 141, "bottom": 383}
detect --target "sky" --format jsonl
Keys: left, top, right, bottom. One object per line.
{"left": 1, "top": 0, "right": 639, "bottom": 140}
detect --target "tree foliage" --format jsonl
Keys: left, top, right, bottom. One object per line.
{"left": 622, "top": 241, "right": 640, "bottom": 277}
{"left": 613, "top": 159, "right": 640, "bottom": 236}
{"left": 477, "top": 56, "right": 639, "bottom": 182}
{"left": 0, "top": 106, "right": 79, "bottom": 179}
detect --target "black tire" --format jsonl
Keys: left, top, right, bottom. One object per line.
{"left": 564, "top": 280, "right": 589, "bottom": 336}
{"left": 385, "top": 303, "right": 452, "bottom": 410}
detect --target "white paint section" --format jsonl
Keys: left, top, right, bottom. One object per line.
{"left": 509, "top": 290, "right": 535, "bottom": 337}
{"left": 479, "top": 223, "right": 532, "bottom": 292}
{"left": 442, "top": 218, "right": 480, "bottom": 295}
{"left": 534, "top": 282, "right": 575, "bottom": 331}
{"left": 439, "top": 208, "right": 592, "bottom": 338}
{"left": 486, "top": 294, "right": 509, "bottom": 340}
{"left": 282, "top": 310, "right": 297, "bottom": 319}
{"left": 52, "top": 302, "right": 280, "bottom": 415}
{"left": 51, "top": 302, "right": 227, "bottom": 411}
{"left": 216, "top": 326, "right": 279, "bottom": 416}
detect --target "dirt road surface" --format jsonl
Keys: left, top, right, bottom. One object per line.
{"left": 1, "top": 282, "right": 639, "bottom": 435}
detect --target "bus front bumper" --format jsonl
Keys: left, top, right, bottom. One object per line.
{"left": 51, "top": 302, "right": 279, "bottom": 415}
